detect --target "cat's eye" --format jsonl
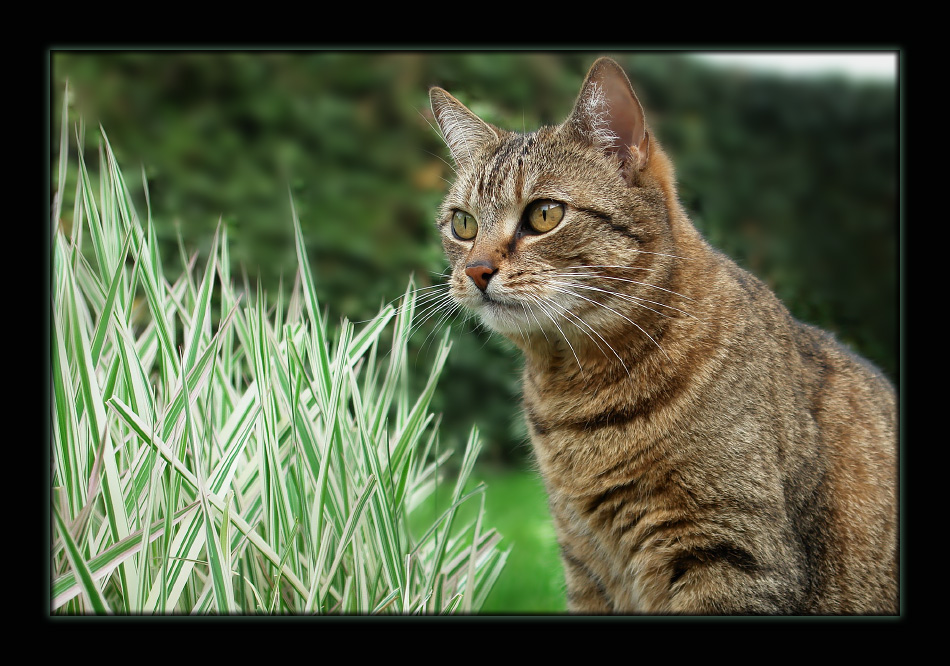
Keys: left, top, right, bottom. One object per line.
{"left": 526, "top": 200, "right": 565, "bottom": 233}
{"left": 451, "top": 210, "right": 478, "bottom": 240}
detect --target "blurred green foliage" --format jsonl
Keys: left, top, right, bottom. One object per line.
{"left": 50, "top": 51, "right": 898, "bottom": 463}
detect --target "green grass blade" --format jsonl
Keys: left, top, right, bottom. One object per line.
{"left": 50, "top": 270, "right": 84, "bottom": 515}
{"left": 53, "top": 80, "right": 69, "bottom": 237}
{"left": 187, "top": 375, "right": 236, "bottom": 614}
{"left": 51, "top": 501, "right": 199, "bottom": 610}
{"left": 181, "top": 225, "right": 219, "bottom": 373}
{"left": 60, "top": 249, "right": 137, "bottom": 611}
{"left": 51, "top": 116, "right": 506, "bottom": 614}
{"left": 289, "top": 192, "right": 331, "bottom": 409}
{"left": 73, "top": 133, "right": 109, "bottom": 282}
{"left": 53, "top": 505, "right": 112, "bottom": 614}
{"left": 346, "top": 305, "right": 395, "bottom": 369}
{"left": 320, "top": 475, "right": 377, "bottom": 605}
{"left": 109, "top": 397, "right": 310, "bottom": 602}
{"left": 88, "top": 227, "right": 134, "bottom": 366}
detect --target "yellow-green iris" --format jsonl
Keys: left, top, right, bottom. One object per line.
{"left": 526, "top": 201, "right": 564, "bottom": 233}
{"left": 452, "top": 210, "right": 477, "bottom": 240}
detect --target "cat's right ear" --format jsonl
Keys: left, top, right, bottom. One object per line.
{"left": 429, "top": 87, "right": 500, "bottom": 169}
{"left": 562, "top": 57, "right": 651, "bottom": 183}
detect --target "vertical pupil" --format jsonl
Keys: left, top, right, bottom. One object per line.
{"left": 453, "top": 212, "right": 475, "bottom": 238}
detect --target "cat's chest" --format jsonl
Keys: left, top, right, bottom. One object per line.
{"left": 546, "top": 465, "right": 678, "bottom": 612}
{"left": 521, "top": 364, "right": 673, "bottom": 479}
{"left": 523, "top": 366, "right": 689, "bottom": 602}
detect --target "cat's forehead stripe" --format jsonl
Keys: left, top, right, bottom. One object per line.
{"left": 472, "top": 133, "right": 535, "bottom": 205}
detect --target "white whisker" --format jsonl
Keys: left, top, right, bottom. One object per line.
{"left": 408, "top": 291, "right": 457, "bottom": 333}
{"left": 526, "top": 294, "right": 586, "bottom": 378}
{"left": 558, "top": 269, "right": 694, "bottom": 302}
{"left": 540, "top": 293, "right": 632, "bottom": 376}
{"left": 389, "top": 281, "right": 464, "bottom": 349}
{"left": 550, "top": 284, "right": 671, "bottom": 362}
{"left": 552, "top": 278, "right": 698, "bottom": 320}
{"left": 563, "top": 264, "right": 656, "bottom": 273}
{"left": 416, "top": 108, "right": 458, "bottom": 176}
{"left": 421, "top": 148, "right": 458, "bottom": 176}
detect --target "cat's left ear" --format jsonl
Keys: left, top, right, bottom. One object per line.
{"left": 563, "top": 57, "right": 651, "bottom": 183}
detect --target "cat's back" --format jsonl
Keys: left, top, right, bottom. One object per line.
{"left": 710, "top": 252, "right": 899, "bottom": 613}
{"left": 714, "top": 252, "right": 897, "bottom": 462}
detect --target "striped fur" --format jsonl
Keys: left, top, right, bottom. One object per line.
{"left": 429, "top": 58, "right": 898, "bottom": 614}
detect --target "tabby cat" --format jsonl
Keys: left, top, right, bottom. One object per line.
{"left": 428, "top": 57, "right": 898, "bottom": 614}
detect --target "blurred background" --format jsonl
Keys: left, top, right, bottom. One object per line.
{"left": 49, "top": 50, "right": 899, "bottom": 612}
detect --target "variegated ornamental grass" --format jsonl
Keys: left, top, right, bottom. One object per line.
{"left": 49, "top": 97, "right": 508, "bottom": 614}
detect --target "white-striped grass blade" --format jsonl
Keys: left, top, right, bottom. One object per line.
{"left": 50, "top": 119, "right": 507, "bottom": 614}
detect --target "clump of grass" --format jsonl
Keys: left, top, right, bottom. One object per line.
{"left": 49, "top": 93, "right": 508, "bottom": 614}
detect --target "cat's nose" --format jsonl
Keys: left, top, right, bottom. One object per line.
{"left": 465, "top": 262, "right": 497, "bottom": 292}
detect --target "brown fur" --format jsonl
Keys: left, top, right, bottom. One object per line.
{"left": 429, "top": 58, "right": 898, "bottom": 614}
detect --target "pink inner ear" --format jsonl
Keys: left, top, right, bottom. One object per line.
{"left": 562, "top": 59, "right": 652, "bottom": 175}
{"left": 607, "top": 85, "right": 643, "bottom": 154}
{"left": 575, "top": 60, "right": 649, "bottom": 175}
{"left": 597, "top": 67, "right": 646, "bottom": 160}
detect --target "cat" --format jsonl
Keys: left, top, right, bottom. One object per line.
{"left": 427, "top": 57, "right": 898, "bottom": 615}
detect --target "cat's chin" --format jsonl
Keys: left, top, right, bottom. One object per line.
{"left": 466, "top": 297, "right": 538, "bottom": 337}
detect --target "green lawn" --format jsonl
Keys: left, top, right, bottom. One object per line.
{"left": 408, "top": 463, "right": 566, "bottom": 614}
{"left": 468, "top": 466, "right": 567, "bottom": 614}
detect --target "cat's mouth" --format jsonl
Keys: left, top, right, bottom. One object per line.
{"left": 482, "top": 285, "right": 532, "bottom": 307}
{"left": 474, "top": 291, "right": 516, "bottom": 312}
{"left": 465, "top": 290, "right": 532, "bottom": 333}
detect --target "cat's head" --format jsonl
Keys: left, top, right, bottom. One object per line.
{"left": 429, "top": 57, "right": 681, "bottom": 353}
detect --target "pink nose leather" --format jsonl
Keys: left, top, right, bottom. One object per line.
{"left": 465, "top": 263, "right": 497, "bottom": 292}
